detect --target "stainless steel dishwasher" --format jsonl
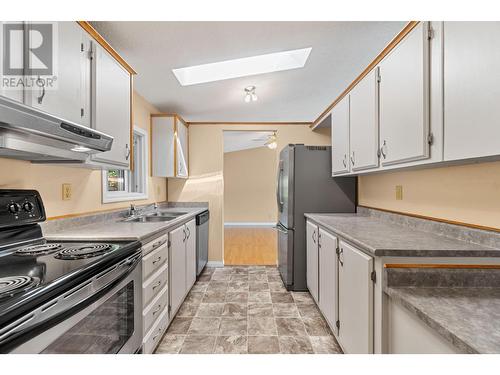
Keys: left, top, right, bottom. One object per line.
{"left": 196, "top": 210, "right": 209, "bottom": 276}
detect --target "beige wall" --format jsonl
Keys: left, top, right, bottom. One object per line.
{"left": 224, "top": 146, "right": 277, "bottom": 223}
{"left": 0, "top": 92, "right": 167, "bottom": 218}
{"left": 168, "top": 124, "right": 330, "bottom": 263}
{"left": 358, "top": 160, "right": 500, "bottom": 230}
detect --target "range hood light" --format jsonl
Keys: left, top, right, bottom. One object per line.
{"left": 71, "top": 145, "right": 92, "bottom": 153}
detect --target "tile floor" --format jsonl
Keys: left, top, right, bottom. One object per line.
{"left": 155, "top": 266, "right": 343, "bottom": 354}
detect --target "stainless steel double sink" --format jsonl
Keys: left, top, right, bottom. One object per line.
{"left": 123, "top": 211, "right": 187, "bottom": 223}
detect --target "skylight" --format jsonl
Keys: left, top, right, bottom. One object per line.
{"left": 172, "top": 47, "right": 312, "bottom": 86}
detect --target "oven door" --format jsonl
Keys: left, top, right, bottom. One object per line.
{"left": 4, "top": 252, "right": 142, "bottom": 354}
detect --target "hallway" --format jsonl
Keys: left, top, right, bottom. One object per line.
{"left": 224, "top": 227, "right": 277, "bottom": 265}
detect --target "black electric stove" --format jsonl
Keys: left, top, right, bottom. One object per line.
{"left": 0, "top": 190, "right": 142, "bottom": 353}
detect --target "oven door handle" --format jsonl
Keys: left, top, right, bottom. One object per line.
{"left": 0, "top": 251, "right": 141, "bottom": 353}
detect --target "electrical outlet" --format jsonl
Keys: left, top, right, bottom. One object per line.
{"left": 395, "top": 185, "right": 403, "bottom": 200}
{"left": 62, "top": 183, "right": 72, "bottom": 200}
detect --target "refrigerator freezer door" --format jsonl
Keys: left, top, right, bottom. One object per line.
{"left": 277, "top": 146, "right": 294, "bottom": 229}
{"left": 277, "top": 223, "right": 294, "bottom": 288}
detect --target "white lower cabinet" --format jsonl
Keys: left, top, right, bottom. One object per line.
{"left": 318, "top": 228, "right": 338, "bottom": 334}
{"left": 306, "top": 220, "right": 319, "bottom": 303}
{"left": 338, "top": 240, "right": 374, "bottom": 354}
{"left": 185, "top": 219, "right": 197, "bottom": 291}
{"left": 169, "top": 225, "right": 187, "bottom": 317}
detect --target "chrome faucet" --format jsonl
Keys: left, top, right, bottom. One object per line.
{"left": 129, "top": 204, "right": 137, "bottom": 217}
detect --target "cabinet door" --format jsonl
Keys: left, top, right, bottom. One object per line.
{"left": 0, "top": 21, "right": 24, "bottom": 102}
{"left": 306, "top": 221, "right": 319, "bottom": 303}
{"left": 169, "top": 225, "right": 187, "bottom": 316}
{"left": 318, "top": 228, "right": 338, "bottom": 334}
{"left": 331, "top": 95, "right": 350, "bottom": 175}
{"left": 151, "top": 116, "right": 175, "bottom": 177}
{"left": 176, "top": 118, "right": 189, "bottom": 177}
{"left": 349, "top": 69, "right": 379, "bottom": 171}
{"left": 443, "top": 22, "right": 500, "bottom": 161}
{"left": 185, "top": 219, "right": 197, "bottom": 290}
{"left": 28, "top": 22, "right": 90, "bottom": 126}
{"left": 378, "top": 22, "right": 430, "bottom": 166}
{"left": 91, "top": 43, "right": 131, "bottom": 168}
{"left": 338, "top": 240, "right": 373, "bottom": 354}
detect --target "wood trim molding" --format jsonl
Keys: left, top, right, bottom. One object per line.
{"left": 384, "top": 264, "right": 500, "bottom": 269}
{"left": 77, "top": 21, "right": 137, "bottom": 75}
{"left": 151, "top": 113, "right": 188, "bottom": 126}
{"left": 359, "top": 205, "right": 500, "bottom": 234}
{"left": 187, "top": 121, "right": 312, "bottom": 126}
{"left": 310, "top": 21, "right": 420, "bottom": 129}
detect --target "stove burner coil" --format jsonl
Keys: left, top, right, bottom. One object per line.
{"left": 15, "top": 243, "right": 63, "bottom": 256}
{"left": 55, "top": 244, "right": 119, "bottom": 260}
{"left": 0, "top": 276, "right": 39, "bottom": 300}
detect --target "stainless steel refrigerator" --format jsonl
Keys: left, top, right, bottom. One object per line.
{"left": 276, "top": 144, "right": 356, "bottom": 291}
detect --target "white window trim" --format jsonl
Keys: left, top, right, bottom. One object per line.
{"left": 101, "top": 126, "right": 149, "bottom": 203}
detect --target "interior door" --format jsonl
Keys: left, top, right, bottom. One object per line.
{"left": 185, "top": 220, "right": 196, "bottom": 290}
{"left": 306, "top": 221, "right": 318, "bottom": 303}
{"left": 338, "top": 240, "right": 373, "bottom": 354}
{"left": 378, "top": 22, "right": 430, "bottom": 166}
{"left": 28, "top": 22, "right": 89, "bottom": 126}
{"left": 349, "top": 69, "right": 379, "bottom": 171}
{"left": 443, "top": 22, "right": 500, "bottom": 161}
{"left": 91, "top": 42, "right": 131, "bottom": 168}
{"left": 318, "top": 228, "right": 338, "bottom": 334}
{"left": 331, "top": 95, "right": 350, "bottom": 175}
{"left": 169, "top": 225, "right": 186, "bottom": 316}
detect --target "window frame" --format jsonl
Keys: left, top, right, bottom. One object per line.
{"left": 101, "top": 126, "right": 149, "bottom": 203}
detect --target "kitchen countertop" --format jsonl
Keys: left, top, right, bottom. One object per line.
{"left": 385, "top": 286, "right": 500, "bottom": 354}
{"left": 43, "top": 206, "right": 208, "bottom": 244}
{"left": 304, "top": 213, "right": 500, "bottom": 257}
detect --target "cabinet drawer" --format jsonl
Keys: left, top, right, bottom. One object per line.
{"left": 143, "top": 284, "right": 168, "bottom": 335}
{"left": 143, "top": 263, "right": 168, "bottom": 307}
{"left": 142, "top": 233, "right": 169, "bottom": 256}
{"left": 142, "top": 242, "right": 168, "bottom": 280}
{"left": 142, "top": 307, "right": 169, "bottom": 354}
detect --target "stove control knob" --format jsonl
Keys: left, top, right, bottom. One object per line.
{"left": 23, "top": 202, "right": 34, "bottom": 212}
{"left": 8, "top": 203, "right": 21, "bottom": 214}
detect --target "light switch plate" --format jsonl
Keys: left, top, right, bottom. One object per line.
{"left": 62, "top": 183, "right": 72, "bottom": 200}
{"left": 395, "top": 185, "right": 403, "bottom": 200}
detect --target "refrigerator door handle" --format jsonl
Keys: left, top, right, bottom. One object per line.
{"left": 276, "top": 161, "right": 284, "bottom": 210}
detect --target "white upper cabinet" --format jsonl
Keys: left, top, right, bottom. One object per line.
{"left": 338, "top": 240, "right": 374, "bottom": 354}
{"left": 378, "top": 22, "right": 430, "bottom": 166}
{"left": 0, "top": 21, "right": 24, "bottom": 103}
{"left": 443, "top": 22, "right": 500, "bottom": 161}
{"left": 91, "top": 42, "right": 131, "bottom": 168}
{"left": 331, "top": 95, "right": 350, "bottom": 175}
{"left": 176, "top": 118, "right": 189, "bottom": 178}
{"left": 28, "top": 22, "right": 91, "bottom": 127}
{"left": 349, "top": 69, "right": 379, "bottom": 171}
{"left": 152, "top": 114, "right": 189, "bottom": 178}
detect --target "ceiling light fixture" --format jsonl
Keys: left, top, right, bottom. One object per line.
{"left": 265, "top": 132, "right": 277, "bottom": 149}
{"left": 244, "top": 86, "right": 258, "bottom": 103}
{"left": 172, "top": 47, "right": 312, "bottom": 86}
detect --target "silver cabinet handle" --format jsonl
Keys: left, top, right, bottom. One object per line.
{"left": 342, "top": 154, "right": 347, "bottom": 168}
{"left": 152, "top": 280, "right": 162, "bottom": 290}
{"left": 312, "top": 230, "right": 317, "bottom": 244}
{"left": 182, "top": 228, "right": 187, "bottom": 242}
{"left": 318, "top": 232, "right": 322, "bottom": 248}
{"left": 125, "top": 144, "right": 131, "bottom": 160}
{"left": 36, "top": 76, "right": 46, "bottom": 104}
{"left": 380, "top": 140, "right": 387, "bottom": 159}
{"left": 152, "top": 304, "right": 162, "bottom": 316}
{"left": 338, "top": 248, "right": 344, "bottom": 266}
{"left": 350, "top": 151, "right": 355, "bottom": 166}
{"left": 186, "top": 226, "right": 191, "bottom": 239}
{"left": 152, "top": 239, "right": 166, "bottom": 249}
{"left": 152, "top": 256, "right": 162, "bottom": 265}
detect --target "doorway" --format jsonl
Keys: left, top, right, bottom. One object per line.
{"left": 223, "top": 130, "right": 278, "bottom": 265}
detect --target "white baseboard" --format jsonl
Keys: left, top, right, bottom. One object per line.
{"left": 224, "top": 222, "right": 276, "bottom": 227}
{"left": 206, "top": 261, "right": 224, "bottom": 268}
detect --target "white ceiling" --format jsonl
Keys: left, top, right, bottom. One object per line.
{"left": 223, "top": 131, "right": 274, "bottom": 153}
{"left": 92, "top": 21, "right": 406, "bottom": 123}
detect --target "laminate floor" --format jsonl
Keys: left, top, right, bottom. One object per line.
{"left": 224, "top": 227, "right": 277, "bottom": 266}
{"left": 155, "top": 266, "right": 342, "bottom": 354}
